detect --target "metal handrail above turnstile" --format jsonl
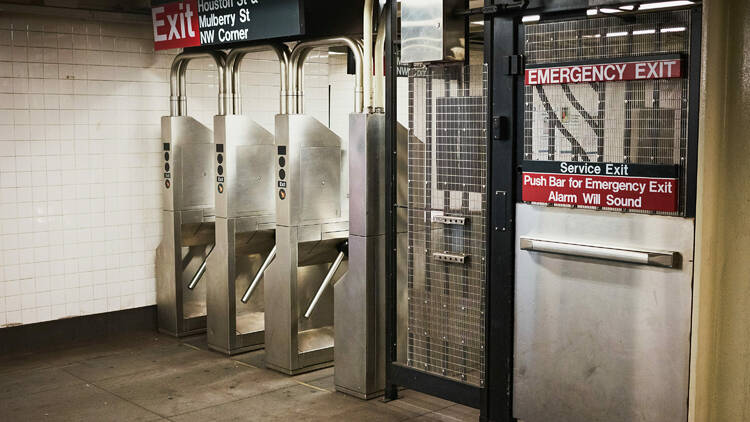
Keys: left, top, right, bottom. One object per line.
{"left": 304, "top": 251, "right": 346, "bottom": 319}
{"left": 240, "top": 245, "right": 277, "bottom": 304}
{"left": 187, "top": 244, "right": 215, "bottom": 290}
{"left": 519, "top": 237, "right": 679, "bottom": 268}
{"left": 226, "top": 44, "right": 291, "bottom": 115}
{"left": 289, "top": 37, "right": 364, "bottom": 114}
{"left": 169, "top": 51, "right": 228, "bottom": 117}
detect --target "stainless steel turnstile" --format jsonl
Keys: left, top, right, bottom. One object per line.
{"left": 205, "top": 44, "right": 290, "bottom": 355}
{"left": 264, "top": 37, "right": 362, "bottom": 375}
{"left": 156, "top": 51, "right": 226, "bottom": 337}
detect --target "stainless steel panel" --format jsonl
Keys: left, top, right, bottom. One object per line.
{"left": 300, "top": 147, "right": 341, "bottom": 222}
{"left": 349, "top": 113, "right": 386, "bottom": 237}
{"left": 161, "top": 116, "right": 214, "bottom": 213}
{"left": 156, "top": 210, "right": 213, "bottom": 337}
{"left": 180, "top": 144, "right": 214, "bottom": 210}
{"left": 334, "top": 235, "right": 386, "bottom": 399}
{"left": 400, "top": 0, "right": 465, "bottom": 64}
{"left": 513, "top": 204, "right": 694, "bottom": 422}
{"left": 214, "top": 115, "right": 276, "bottom": 219}
{"left": 275, "top": 114, "right": 343, "bottom": 227}
{"left": 206, "top": 217, "right": 272, "bottom": 355}
{"left": 264, "top": 225, "right": 345, "bottom": 374}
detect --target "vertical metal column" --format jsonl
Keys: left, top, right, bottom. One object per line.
{"left": 334, "top": 113, "right": 387, "bottom": 399}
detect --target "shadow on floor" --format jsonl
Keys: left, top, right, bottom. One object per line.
{"left": 0, "top": 331, "right": 479, "bottom": 421}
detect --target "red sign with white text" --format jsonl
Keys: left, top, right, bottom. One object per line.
{"left": 522, "top": 172, "right": 678, "bottom": 212}
{"left": 525, "top": 59, "right": 682, "bottom": 85}
{"left": 152, "top": 1, "right": 201, "bottom": 51}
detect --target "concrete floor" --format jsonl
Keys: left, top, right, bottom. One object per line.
{"left": 0, "top": 331, "right": 479, "bottom": 421}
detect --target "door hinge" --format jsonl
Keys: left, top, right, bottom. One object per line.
{"left": 504, "top": 55, "right": 524, "bottom": 76}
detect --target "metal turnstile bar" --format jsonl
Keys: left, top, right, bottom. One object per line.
{"left": 241, "top": 245, "right": 277, "bottom": 304}
{"left": 187, "top": 245, "right": 215, "bottom": 290}
{"left": 304, "top": 251, "right": 346, "bottom": 319}
{"left": 519, "top": 237, "right": 679, "bottom": 268}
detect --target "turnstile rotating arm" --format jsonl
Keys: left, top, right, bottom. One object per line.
{"left": 241, "top": 245, "right": 277, "bottom": 304}
{"left": 304, "top": 251, "right": 346, "bottom": 319}
{"left": 187, "top": 244, "right": 215, "bottom": 290}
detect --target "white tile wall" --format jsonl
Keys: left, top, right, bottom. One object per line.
{"left": 0, "top": 11, "right": 338, "bottom": 327}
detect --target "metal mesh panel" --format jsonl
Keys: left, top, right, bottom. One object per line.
{"left": 406, "top": 64, "right": 487, "bottom": 387}
{"left": 523, "top": 10, "right": 691, "bottom": 216}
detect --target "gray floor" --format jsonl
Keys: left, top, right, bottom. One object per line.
{"left": 0, "top": 331, "right": 479, "bottom": 421}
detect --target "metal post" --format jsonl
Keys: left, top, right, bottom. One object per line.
{"left": 168, "top": 51, "right": 228, "bottom": 117}
{"left": 226, "top": 44, "right": 290, "bottom": 115}
{"left": 289, "top": 37, "right": 364, "bottom": 114}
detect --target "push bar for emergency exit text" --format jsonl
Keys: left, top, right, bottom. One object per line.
{"left": 520, "top": 237, "right": 679, "bottom": 268}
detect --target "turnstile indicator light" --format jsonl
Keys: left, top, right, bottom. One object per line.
{"left": 277, "top": 146, "right": 286, "bottom": 155}
{"left": 163, "top": 143, "right": 170, "bottom": 151}
{"left": 217, "top": 165, "right": 224, "bottom": 176}
{"left": 278, "top": 181, "right": 287, "bottom": 188}
{"left": 165, "top": 163, "right": 170, "bottom": 172}
{"left": 279, "top": 156, "right": 286, "bottom": 167}
{"left": 216, "top": 144, "right": 224, "bottom": 153}
{"left": 279, "top": 189, "right": 286, "bottom": 200}
{"left": 279, "top": 169, "right": 286, "bottom": 180}
{"left": 217, "top": 154, "right": 224, "bottom": 164}
{"left": 165, "top": 180, "right": 170, "bottom": 189}
{"left": 218, "top": 184, "right": 223, "bottom": 194}
{"left": 164, "top": 152, "right": 169, "bottom": 161}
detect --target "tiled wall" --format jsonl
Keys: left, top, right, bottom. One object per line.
{"left": 0, "top": 11, "right": 338, "bottom": 327}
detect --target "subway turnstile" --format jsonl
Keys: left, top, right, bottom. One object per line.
{"left": 513, "top": 8, "right": 700, "bottom": 422}
{"left": 264, "top": 38, "right": 362, "bottom": 375}
{"left": 156, "top": 51, "right": 227, "bottom": 337}
{"left": 205, "top": 44, "right": 290, "bottom": 355}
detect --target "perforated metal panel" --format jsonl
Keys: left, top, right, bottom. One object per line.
{"left": 405, "top": 64, "right": 487, "bottom": 387}
{"left": 523, "top": 10, "right": 691, "bottom": 216}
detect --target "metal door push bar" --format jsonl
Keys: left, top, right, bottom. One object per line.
{"left": 520, "top": 237, "right": 680, "bottom": 268}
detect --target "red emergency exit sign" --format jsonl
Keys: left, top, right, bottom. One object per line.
{"left": 521, "top": 161, "right": 679, "bottom": 213}
{"left": 525, "top": 57, "right": 683, "bottom": 85}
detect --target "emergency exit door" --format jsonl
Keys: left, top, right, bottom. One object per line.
{"left": 512, "top": 6, "right": 701, "bottom": 422}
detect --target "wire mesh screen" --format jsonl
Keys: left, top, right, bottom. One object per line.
{"left": 523, "top": 10, "right": 691, "bottom": 216}
{"left": 405, "top": 64, "right": 487, "bottom": 387}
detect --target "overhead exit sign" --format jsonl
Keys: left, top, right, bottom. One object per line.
{"left": 151, "top": 0, "right": 303, "bottom": 51}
